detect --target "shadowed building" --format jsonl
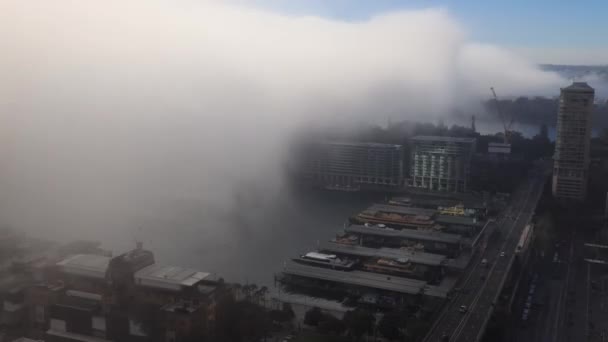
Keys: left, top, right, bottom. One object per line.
{"left": 292, "top": 141, "right": 404, "bottom": 191}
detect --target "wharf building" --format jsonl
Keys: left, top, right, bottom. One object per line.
{"left": 316, "top": 242, "right": 447, "bottom": 283}
{"left": 278, "top": 233, "right": 458, "bottom": 310}
{"left": 388, "top": 195, "right": 487, "bottom": 219}
{"left": 292, "top": 141, "right": 404, "bottom": 191}
{"left": 350, "top": 203, "right": 484, "bottom": 238}
{"left": 409, "top": 136, "right": 476, "bottom": 193}
{"left": 552, "top": 82, "right": 595, "bottom": 201}
{"left": 341, "top": 224, "right": 464, "bottom": 258}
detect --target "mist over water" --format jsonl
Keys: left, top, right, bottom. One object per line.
{"left": 0, "top": 1, "right": 570, "bottom": 283}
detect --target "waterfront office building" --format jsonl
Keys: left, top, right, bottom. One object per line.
{"left": 552, "top": 82, "right": 595, "bottom": 201}
{"left": 295, "top": 141, "right": 404, "bottom": 190}
{"left": 409, "top": 136, "right": 476, "bottom": 193}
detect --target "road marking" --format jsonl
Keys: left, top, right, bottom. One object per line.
{"left": 452, "top": 179, "right": 537, "bottom": 342}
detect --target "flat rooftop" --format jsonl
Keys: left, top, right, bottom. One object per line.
{"left": 135, "top": 264, "right": 218, "bottom": 292}
{"left": 56, "top": 254, "right": 110, "bottom": 279}
{"left": 563, "top": 82, "right": 594, "bottom": 92}
{"left": 345, "top": 225, "right": 462, "bottom": 245}
{"left": 435, "top": 215, "right": 484, "bottom": 227}
{"left": 411, "top": 136, "right": 476, "bottom": 144}
{"left": 320, "top": 242, "right": 446, "bottom": 267}
{"left": 390, "top": 196, "right": 486, "bottom": 209}
{"left": 47, "top": 329, "right": 111, "bottom": 342}
{"left": 364, "top": 204, "right": 437, "bottom": 218}
{"left": 282, "top": 262, "right": 447, "bottom": 297}
{"left": 424, "top": 276, "right": 458, "bottom": 298}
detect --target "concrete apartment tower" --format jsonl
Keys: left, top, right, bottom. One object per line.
{"left": 552, "top": 82, "right": 595, "bottom": 201}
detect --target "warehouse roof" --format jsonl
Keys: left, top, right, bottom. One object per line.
{"left": 345, "top": 225, "right": 462, "bottom": 244}
{"left": 56, "top": 254, "right": 110, "bottom": 280}
{"left": 365, "top": 204, "right": 437, "bottom": 217}
{"left": 135, "top": 264, "right": 218, "bottom": 292}
{"left": 282, "top": 261, "right": 442, "bottom": 296}
{"left": 320, "top": 242, "right": 446, "bottom": 266}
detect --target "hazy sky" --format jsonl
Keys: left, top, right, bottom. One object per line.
{"left": 0, "top": 0, "right": 581, "bottom": 254}
{"left": 242, "top": 0, "right": 608, "bottom": 65}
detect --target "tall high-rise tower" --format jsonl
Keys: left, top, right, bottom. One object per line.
{"left": 552, "top": 82, "right": 595, "bottom": 201}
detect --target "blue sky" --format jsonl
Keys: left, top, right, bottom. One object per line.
{"left": 246, "top": 0, "right": 608, "bottom": 64}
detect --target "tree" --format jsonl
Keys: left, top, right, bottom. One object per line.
{"left": 405, "top": 317, "right": 430, "bottom": 341}
{"left": 130, "top": 302, "right": 164, "bottom": 342}
{"left": 304, "top": 307, "right": 324, "bottom": 326}
{"left": 318, "top": 314, "right": 346, "bottom": 335}
{"left": 268, "top": 303, "right": 295, "bottom": 323}
{"left": 377, "top": 311, "right": 406, "bottom": 341}
{"left": 343, "top": 309, "right": 375, "bottom": 340}
{"left": 255, "top": 286, "right": 268, "bottom": 307}
{"left": 539, "top": 123, "right": 549, "bottom": 141}
{"left": 214, "top": 294, "right": 271, "bottom": 342}
{"left": 282, "top": 303, "right": 295, "bottom": 321}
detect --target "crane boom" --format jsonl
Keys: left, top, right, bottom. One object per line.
{"left": 490, "top": 87, "right": 510, "bottom": 144}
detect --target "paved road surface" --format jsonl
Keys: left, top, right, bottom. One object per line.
{"left": 424, "top": 163, "right": 548, "bottom": 342}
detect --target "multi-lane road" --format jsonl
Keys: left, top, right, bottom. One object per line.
{"left": 424, "top": 163, "right": 548, "bottom": 342}
{"left": 509, "top": 206, "right": 608, "bottom": 342}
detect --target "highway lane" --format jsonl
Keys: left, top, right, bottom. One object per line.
{"left": 424, "top": 165, "right": 547, "bottom": 342}
{"left": 452, "top": 170, "right": 546, "bottom": 342}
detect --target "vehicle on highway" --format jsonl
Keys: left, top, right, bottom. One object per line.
{"left": 481, "top": 258, "right": 488, "bottom": 266}
{"left": 500, "top": 251, "right": 506, "bottom": 257}
{"left": 459, "top": 305, "right": 468, "bottom": 313}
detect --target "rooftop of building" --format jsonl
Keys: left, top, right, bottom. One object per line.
{"left": 316, "top": 140, "right": 403, "bottom": 149}
{"left": 435, "top": 215, "right": 484, "bottom": 227}
{"left": 563, "top": 82, "right": 595, "bottom": 92}
{"left": 53, "top": 294, "right": 101, "bottom": 312}
{"left": 363, "top": 204, "right": 437, "bottom": 218}
{"left": 46, "top": 329, "right": 112, "bottom": 342}
{"left": 282, "top": 261, "right": 445, "bottom": 297}
{"left": 271, "top": 292, "right": 351, "bottom": 314}
{"left": 390, "top": 196, "right": 486, "bottom": 210}
{"left": 345, "top": 225, "right": 462, "bottom": 244}
{"left": 411, "top": 136, "right": 476, "bottom": 143}
{"left": 134, "top": 264, "right": 219, "bottom": 292}
{"left": 320, "top": 242, "right": 446, "bottom": 266}
{"left": 56, "top": 254, "right": 110, "bottom": 280}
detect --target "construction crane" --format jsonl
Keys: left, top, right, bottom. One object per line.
{"left": 490, "top": 87, "right": 514, "bottom": 144}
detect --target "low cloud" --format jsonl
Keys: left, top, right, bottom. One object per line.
{"left": 0, "top": 1, "right": 566, "bottom": 253}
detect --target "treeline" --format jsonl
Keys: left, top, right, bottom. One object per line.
{"left": 480, "top": 96, "right": 608, "bottom": 128}
{"left": 303, "top": 306, "right": 430, "bottom": 342}
{"left": 306, "top": 119, "right": 554, "bottom": 161}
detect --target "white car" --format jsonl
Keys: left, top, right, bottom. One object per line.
{"left": 500, "top": 252, "right": 506, "bottom": 257}
{"left": 459, "top": 305, "right": 468, "bottom": 313}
